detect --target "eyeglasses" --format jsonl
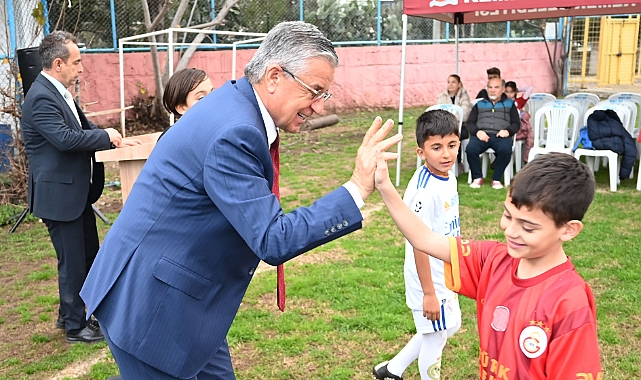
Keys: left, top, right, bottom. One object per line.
{"left": 281, "top": 67, "right": 332, "bottom": 102}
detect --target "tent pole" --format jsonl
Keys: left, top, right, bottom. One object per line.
{"left": 396, "top": 13, "right": 408, "bottom": 187}
{"left": 455, "top": 23, "right": 459, "bottom": 75}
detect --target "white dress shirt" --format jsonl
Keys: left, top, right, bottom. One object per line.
{"left": 41, "top": 71, "right": 81, "bottom": 125}
{"left": 252, "top": 88, "right": 365, "bottom": 210}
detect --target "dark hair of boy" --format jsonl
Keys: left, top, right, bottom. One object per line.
{"left": 416, "top": 109, "right": 460, "bottom": 147}
{"left": 487, "top": 67, "right": 501, "bottom": 77}
{"left": 162, "top": 68, "right": 208, "bottom": 116}
{"left": 509, "top": 152, "right": 595, "bottom": 227}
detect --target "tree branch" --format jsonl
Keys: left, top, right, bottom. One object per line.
{"left": 175, "top": 0, "right": 242, "bottom": 72}
{"left": 148, "top": 0, "right": 172, "bottom": 32}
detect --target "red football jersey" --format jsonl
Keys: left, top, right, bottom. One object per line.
{"left": 514, "top": 96, "right": 528, "bottom": 112}
{"left": 444, "top": 237, "right": 603, "bottom": 380}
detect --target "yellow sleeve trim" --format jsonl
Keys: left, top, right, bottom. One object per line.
{"left": 444, "top": 236, "right": 461, "bottom": 293}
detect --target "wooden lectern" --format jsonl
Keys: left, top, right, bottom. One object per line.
{"left": 95, "top": 132, "right": 161, "bottom": 204}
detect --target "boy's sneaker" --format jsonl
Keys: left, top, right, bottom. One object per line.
{"left": 491, "top": 180, "right": 504, "bottom": 189}
{"left": 372, "top": 361, "right": 403, "bottom": 380}
{"left": 469, "top": 178, "right": 484, "bottom": 188}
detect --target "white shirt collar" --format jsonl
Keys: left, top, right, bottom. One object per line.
{"left": 252, "top": 87, "right": 278, "bottom": 146}
{"left": 41, "top": 71, "right": 69, "bottom": 97}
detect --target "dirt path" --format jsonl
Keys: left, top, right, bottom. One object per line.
{"left": 48, "top": 349, "right": 110, "bottom": 380}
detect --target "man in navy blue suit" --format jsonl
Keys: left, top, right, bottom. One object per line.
{"left": 21, "top": 31, "right": 140, "bottom": 344}
{"left": 80, "top": 21, "right": 401, "bottom": 379}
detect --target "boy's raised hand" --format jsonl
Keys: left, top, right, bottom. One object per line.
{"left": 374, "top": 145, "right": 395, "bottom": 191}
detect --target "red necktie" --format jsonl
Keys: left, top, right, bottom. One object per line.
{"left": 270, "top": 134, "right": 286, "bottom": 312}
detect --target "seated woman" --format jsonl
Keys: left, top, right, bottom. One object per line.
{"left": 505, "top": 81, "right": 534, "bottom": 162}
{"left": 436, "top": 74, "right": 471, "bottom": 136}
{"left": 436, "top": 74, "right": 472, "bottom": 170}
{"left": 159, "top": 68, "right": 214, "bottom": 140}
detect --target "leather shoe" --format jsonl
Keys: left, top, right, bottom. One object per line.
{"left": 56, "top": 315, "right": 99, "bottom": 330}
{"left": 65, "top": 325, "right": 105, "bottom": 343}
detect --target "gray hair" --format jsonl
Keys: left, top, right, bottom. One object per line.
{"left": 39, "top": 31, "right": 77, "bottom": 69}
{"left": 244, "top": 21, "right": 338, "bottom": 84}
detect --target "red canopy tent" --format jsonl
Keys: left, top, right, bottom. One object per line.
{"left": 394, "top": 0, "right": 641, "bottom": 185}
{"left": 405, "top": 1, "right": 641, "bottom": 24}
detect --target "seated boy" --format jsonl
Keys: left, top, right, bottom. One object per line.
{"left": 375, "top": 152, "right": 602, "bottom": 379}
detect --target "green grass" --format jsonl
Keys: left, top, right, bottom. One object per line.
{"left": 0, "top": 107, "right": 640, "bottom": 379}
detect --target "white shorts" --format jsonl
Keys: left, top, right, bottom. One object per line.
{"left": 412, "top": 296, "right": 462, "bottom": 334}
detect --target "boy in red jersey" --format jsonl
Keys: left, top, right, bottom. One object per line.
{"left": 375, "top": 152, "right": 602, "bottom": 380}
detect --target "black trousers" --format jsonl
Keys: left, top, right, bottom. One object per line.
{"left": 43, "top": 202, "right": 99, "bottom": 332}
{"left": 466, "top": 134, "right": 514, "bottom": 182}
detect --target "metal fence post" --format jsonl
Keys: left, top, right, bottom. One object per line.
{"left": 42, "top": 0, "right": 50, "bottom": 34}
{"left": 445, "top": 22, "right": 450, "bottom": 42}
{"left": 377, "top": 0, "right": 381, "bottom": 46}
{"left": 110, "top": 0, "right": 117, "bottom": 50}
{"left": 211, "top": 0, "right": 216, "bottom": 43}
{"left": 506, "top": 21, "right": 511, "bottom": 41}
{"left": 300, "top": 0, "right": 304, "bottom": 22}
{"left": 7, "top": 0, "right": 17, "bottom": 57}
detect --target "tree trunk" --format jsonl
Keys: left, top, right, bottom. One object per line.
{"left": 174, "top": 0, "right": 242, "bottom": 72}
{"left": 139, "top": 0, "right": 240, "bottom": 122}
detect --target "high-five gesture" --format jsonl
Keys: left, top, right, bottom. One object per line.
{"left": 351, "top": 117, "right": 402, "bottom": 200}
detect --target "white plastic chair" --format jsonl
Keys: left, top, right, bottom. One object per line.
{"left": 597, "top": 99, "right": 637, "bottom": 134}
{"left": 528, "top": 104, "right": 580, "bottom": 161}
{"left": 610, "top": 92, "right": 641, "bottom": 131}
{"left": 574, "top": 105, "right": 631, "bottom": 192}
{"left": 467, "top": 135, "right": 517, "bottom": 187}
{"left": 637, "top": 162, "right": 641, "bottom": 191}
{"left": 610, "top": 92, "right": 641, "bottom": 102}
{"left": 527, "top": 93, "right": 557, "bottom": 122}
{"left": 592, "top": 101, "right": 636, "bottom": 175}
{"left": 422, "top": 104, "right": 466, "bottom": 176}
{"left": 565, "top": 93, "right": 600, "bottom": 122}
{"left": 527, "top": 93, "right": 556, "bottom": 147}
{"left": 610, "top": 93, "right": 641, "bottom": 167}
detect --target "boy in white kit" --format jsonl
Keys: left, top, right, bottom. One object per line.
{"left": 373, "top": 110, "right": 462, "bottom": 380}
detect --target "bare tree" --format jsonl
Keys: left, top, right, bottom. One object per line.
{"left": 527, "top": 19, "right": 572, "bottom": 97}
{"left": 140, "top": 0, "right": 242, "bottom": 119}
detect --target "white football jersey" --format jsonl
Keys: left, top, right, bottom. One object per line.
{"left": 403, "top": 165, "right": 461, "bottom": 330}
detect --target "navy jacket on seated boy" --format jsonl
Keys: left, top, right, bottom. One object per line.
{"left": 375, "top": 152, "right": 602, "bottom": 380}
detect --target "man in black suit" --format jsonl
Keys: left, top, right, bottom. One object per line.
{"left": 21, "top": 31, "right": 138, "bottom": 343}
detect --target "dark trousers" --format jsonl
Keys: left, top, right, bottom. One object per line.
{"left": 465, "top": 134, "right": 513, "bottom": 182}
{"left": 103, "top": 324, "right": 235, "bottom": 380}
{"left": 43, "top": 202, "right": 99, "bottom": 331}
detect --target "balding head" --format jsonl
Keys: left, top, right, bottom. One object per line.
{"left": 487, "top": 77, "right": 504, "bottom": 102}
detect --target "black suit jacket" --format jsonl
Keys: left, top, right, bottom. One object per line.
{"left": 21, "top": 73, "right": 111, "bottom": 222}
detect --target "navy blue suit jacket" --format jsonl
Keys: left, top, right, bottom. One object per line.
{"left": 81, "top": 77, "right": 363, "bottom": 377}
{"left": 21, "top": 74, "right": 110, "bottom": 221}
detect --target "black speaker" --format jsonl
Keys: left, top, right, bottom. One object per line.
{"left": 17, "top": 47, "right": 43, "bottom": 97}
